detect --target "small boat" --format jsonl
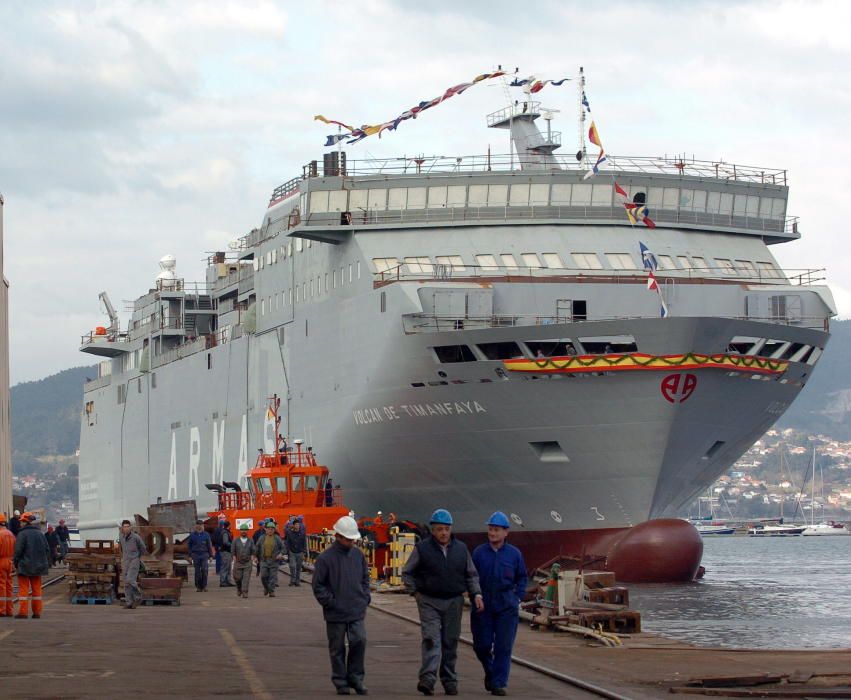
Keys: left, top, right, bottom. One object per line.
{"left": 802, "top": 521, "right": 850, "bottom": 536}
{"left": 693, "top": 523, "right": 736, "bottom": 536}
{"left": 748, "top": 524, "right": 805, "bottom": 537}
{"left": 206, "top": 395, "right": 350, "bottom": 534}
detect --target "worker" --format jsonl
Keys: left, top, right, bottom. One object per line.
{"left": 285, "top": 518, "right": 306, "bottom": 587}
{"left": 55, "top": 519, "right": 71, "bottom": 565}
{"left": 255, "top": 519, "right": 284, "bottom": 596}
{"left": 212, "top": 516, "right": 225, "bottom": 575}
{"left": 45, "top": 526, "right": 60, "bottom": 566}
{"left": 187, "top": 519, "right": 214, "bottom": 592}
{"left": 471, "top": 511, "right": 528, "bottom": 696}
{"left": 252, "top": 519, "right": 266, "bottom": 575}
{"left": 13, "top": 512, "right": 50, "bottom": 619}
{"left": 219, "top": 520, "right": 234, "bottom": 587}
{"left": 9, "top": 509, "right": 21, "bottom": 536}
{"left": 402, "top": 509, "right": 483, "bottom": 696}
{"left": 120, "top": 519, "right": 147, "bottom": 609}
{"left": 0, "top": 513, "right": 16, "bottom": 617}
{"left": 232, "top": 523, "right": 255, "bottom": 598}
{"left": 325, "top": 478, "right": 334, "bottom": 506}
{"left": 312, "top": 515, "right": 370, "bottom": 696}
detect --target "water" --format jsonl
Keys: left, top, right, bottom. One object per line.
{"left": 628, "top": 535, "right": 851, "bottom": 649}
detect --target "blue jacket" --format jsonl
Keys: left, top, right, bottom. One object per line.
{"left": 187, "top": 531, "right": 214, "bottom": 558}
{"left": 472, "top": 541, "right": 527, "bottom": 613}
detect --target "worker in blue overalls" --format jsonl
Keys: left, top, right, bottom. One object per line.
{"left": 470, "top": 511, "right": 527, "bottom": 697}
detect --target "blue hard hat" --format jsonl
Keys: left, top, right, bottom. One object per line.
{"left": 429, "top": 509, "right": 453, "bottom": 526}
{"left": 487, "top": 511, "right": 511, "bottom": 528}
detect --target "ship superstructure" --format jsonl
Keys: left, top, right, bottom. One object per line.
{"left": 77, "top": 93, "right": 835, "bottom": 578}
{"left": 0, "top": 193, "right": 11, "bottom": 517}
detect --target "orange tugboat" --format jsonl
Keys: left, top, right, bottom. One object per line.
{"left": 207, "top": 396, "right": 349, "bottom": 533}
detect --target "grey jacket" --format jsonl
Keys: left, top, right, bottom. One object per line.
{"left": 120, "top": 532, "right": 147, "bottom": 564}
{"left": 312, "top": 541, "right": 371, "bottom": 623}
{"left": 255, "top": 533, "right": 285, "bottom": 560}
{"left": 232, "top": 536, "right": 256, "bottom": 564}
{"left": 13, "top": 525, "right": 51, "bottom": 577}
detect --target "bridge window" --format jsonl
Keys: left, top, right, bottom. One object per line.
{"left": 407, "top": 187, "right": 427, "bottom": 208}
{"left": 579, "top": 335, "right": 638, "bottom": 354}
{"left": 367, "top": 188, "right": 386, "bottom": 211}
{"left": 692, "top": 256, "right": 708, "bottom": 271}
{"left": 475, "top": 255, "right": 499, "bottom": 271}
{"left": 521, "top": 253, "right": 542, "bottom": 268}
{"left": 373, "top": 257, "right": 400, "bottom": 273}
{"left": 572, "top": 253, "right": 603, "bottom": 270}
{"left": 405, "top": 257, "right": 433, "bottom": 274}
{"left": 328, "top": 190, "right": 347, "bottom": 212}
{"left": 530, "top": 183, "right": 549, "bottom": 205}
{"left": 542, "top": 253, "right": 564, "bottom": 269}
{"left": 387, "top": 187, "right": 406, "bottom": 209}
{"left": 446, "top": 185, "right": 466, "bottom": 207}
{"left": 255, "top": 478, "right": 272, "bottom": 493}
{"left": 735, "top": 260, "right": 757, "bottom": 277}
{"left": 349, "top": 189, "right": 367, "bottom": 210}
{"left": 435, "top": 255, "right": 465, "bottom": 271}
{"left": 756, "top": 261, "right": 782, "bottom": 279}
{"left": 657, "top": 255, "right": 677, "bottom": 270}
{"left": 305, "top": 475, "right": 320, "bottom": 491}
{"left": 275, "top": 477, "right": 288, "bottom": 492}
{"left": 550, "top": 183, "right": 571, "bottom": 205}
{"left": 477, "top": 342, "right": 523, "bottom": 360}
{"left": 487, "top": 184, "right": 508, "bottom": 206}
{"left": 427, "top": 186, "right": 447, "bottom": 208}
{"left": 509, "top": 184, "right": 530, "bottom": 206}
{"left": 605, "top": 253, "right": 638, "bottom": 270}
{"left": 500, "top": 254, "right": 519, "bottom": 270}
{"left": 433, "top": 345, "right": 477, "bottom": 363}
{"left": 716, "top": 258, "right": 737, "bottom": 276}
{"left": 310, "top": 191, "right": 329, "bottom": 212}
{"left": 571, "top": 184, "right": 592, "bottom": 206}
{"left": 526, "top": 340, "right": 577, "bottom": 357}
{"left": 291, "top": 475, "right": 302, "bottom": 492}
{"left": 591, "top": 184, "right": 612, "bottom": 206}
{"left": 677, "top": 256, "right": 693, "bottom": 269}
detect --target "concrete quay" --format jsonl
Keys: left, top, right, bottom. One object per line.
{"left": 2, "top": 566, "right": 850, "bottom": 699}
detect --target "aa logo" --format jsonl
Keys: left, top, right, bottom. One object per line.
{"left": 661, "top": 373, "right": 697, "bottom": 404}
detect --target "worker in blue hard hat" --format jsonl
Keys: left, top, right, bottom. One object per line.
{"left": 470, "top": 511, "right": 527, "bottom": 696}
{"left": 402, "top": 509, "right": 483, "bottom": 697}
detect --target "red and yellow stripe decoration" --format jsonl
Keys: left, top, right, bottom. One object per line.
{"left": 503, "top": 352, "right": 789, "bottom": 376}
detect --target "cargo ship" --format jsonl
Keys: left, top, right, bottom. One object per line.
{"left": 77, "top": 74, "right": 835, "bottom": 581}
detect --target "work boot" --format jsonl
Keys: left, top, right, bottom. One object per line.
{"left": 491, "top": 689, "right": 507, "bottom": 696}
{"left": 416, "top": 681, "right": 434, "bottom": 696}
{"left": 241, "top": 592, "right": 248, "bottom": 599}
{"left": 14, "top": 614, "right": 27, "bottom": 619}
{"left": 269, "top": 591, "right": 276, "bottom": 597}
{"left": 443, "top": 684, "right": 458, "bottom": 696}
{"left": 336, "top": 688, "right": 351, "bottom": 695}
{"left": 31, "top": 614, "right": 41, "bottom": 619}
{"left": 352, "top": 685, "right": 368, "bottom": 696}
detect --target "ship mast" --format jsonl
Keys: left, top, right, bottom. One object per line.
{"left": 578, "top": 66, "right": 587, "bottom": 166}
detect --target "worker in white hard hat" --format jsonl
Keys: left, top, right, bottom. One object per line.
{"left": 312, "top": 516, "right": 371, "bottom": 696}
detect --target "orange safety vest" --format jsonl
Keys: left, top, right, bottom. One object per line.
{"left": 0, "top": 527, "right": 14, "bottom": 558}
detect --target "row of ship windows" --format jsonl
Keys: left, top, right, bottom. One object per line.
{"left": 432, "top": 336, "right": 822, "bottom": 365}
{"left": 259, "top": 262, "right": 362, "bottom": 316}
{"left": 373, "top": 253, "right": 783, "bottom": 277}
{"left": 254, "top": 237, "right": 314, "bottom": 270}
{"left": 308, "top": 184, "right": 787, "bottom": 220}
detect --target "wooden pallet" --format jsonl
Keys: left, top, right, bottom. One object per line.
{"left": 70, "top": 595, "right": 114, "bottom": 605}
{"left": 139, "top": 597, "right": 180, "bottom": 606}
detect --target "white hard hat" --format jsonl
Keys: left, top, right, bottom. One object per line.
{"left": 13, "top": 510, "right": 20, "bottom": 516}
{"left": 333, "top": 516, "right": 361, "bottom": 540}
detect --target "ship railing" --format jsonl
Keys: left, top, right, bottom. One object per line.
{"left": 403, "top": 312, "right": 831, "bottom": 333}
{"left": 80, "top": 330, "right": 129, "bottom": 346}
{"left": 303, "top": 204, "right": 796, "bottom": 236}
{"left": 375, "top": 263, "right": 826, "bottom": 287}
{"left": 218, "top": 492, "right": 253, "bottom": 510}
{"left": 291, "top": 152, "right": 787, "bottom": 185}
{"left": 83, "top": 374, "right": 113, "bottom": 391}
{"left": 150, "top": 336, "right": 209, "bottom": 369}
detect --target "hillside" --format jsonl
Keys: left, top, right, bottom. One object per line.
{"left": 11, "top": 365, "right": 94, "bottom": 474}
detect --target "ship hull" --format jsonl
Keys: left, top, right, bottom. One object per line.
{"left": 78, "top": 314, "right": 826, "bottom": 581}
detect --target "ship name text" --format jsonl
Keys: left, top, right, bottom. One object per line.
{"left": 353, "top": 401, "right": 487, "bottom": 426}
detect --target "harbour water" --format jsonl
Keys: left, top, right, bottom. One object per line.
{"left": 629, "top": 535, "right": 851, "bottom": 649}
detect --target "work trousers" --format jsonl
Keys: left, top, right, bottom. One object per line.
{"left": 416, "top": 594, "right": 464, "bottom": 689}
{"left": 17, "top": 575, "right": 43, "bottom": 617}
{"left": 259, "top": 559, "right": 278, "bottom": 593}
{"left": 219, "top": 551, "right": 233, "bottom": 585}
{"left": 192, "top": 555, "right": 209, "bottom": 590}
{"left": 214, "top": 550, "right": 221, "bottom": 574}
{"left": 123, "top": 558, "right": 142, "bottom": 606}
{"left": 59, "top": 541, "right": 69, "bottom": 562}
{"left": 471, "top": 606, "right": 519, "bottom": 690}
{"left": 325, "top": 619, "right": 366, "bottom": 691}
{"left": 233, "top": 563, "right": 252, "bottom": 594}
{"left": 0, "top": 558, "right": 12, "bottom": 616}
{"left": 288, "top": 552, "right": 303, "bottom": 585}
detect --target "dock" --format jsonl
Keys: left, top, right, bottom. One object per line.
{"left": 3, "top": 566, "right": 851, "bottom": 699}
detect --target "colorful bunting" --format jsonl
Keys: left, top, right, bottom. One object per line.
{"left": 640, "top": 241, "right": 669, "bottom": 318}
{"left": 615, "top": 181, "right": 656, "bottom": 228}
{"left": 581, "top": 90, "right": 591, "bottom": 113}
{"left": 316, "top": 70, "right": 506, "bottom": 146}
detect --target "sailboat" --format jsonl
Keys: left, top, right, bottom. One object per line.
{"left": 690, "top": 492, "right": 736, "bottom": 536}
{"left": 748, "top": 442, "right": 805, "bottom": 536}
{"left": 802, "top": 447, "right": 850, "bottom": 537}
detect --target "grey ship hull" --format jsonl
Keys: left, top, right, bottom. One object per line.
{"left": 78, "top": 315, "right": 825, "bottom": 545}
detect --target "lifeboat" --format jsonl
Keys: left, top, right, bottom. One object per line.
{"left": 206, "top": 395, "right": 350, "bottom": 534}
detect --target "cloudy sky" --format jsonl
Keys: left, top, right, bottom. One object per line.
{"left": 1, "top": 0, "right": 848, "bottom": 384}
